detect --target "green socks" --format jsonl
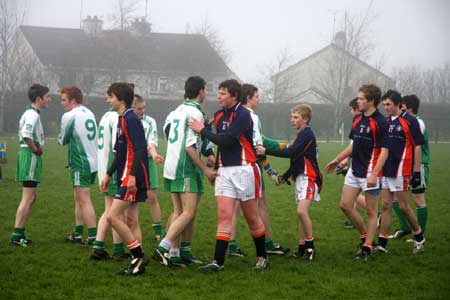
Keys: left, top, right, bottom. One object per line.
{"left": 87, "top": 227, "right": 97, "bottom": 240}
{"left": 265, "top": 238, "right": 275, "bottom": 251}
{"left": 152, "top": 222, "right": 163, "bottom": 236}
{"left": 393, "top": 201, "right": 409, "bottom": 231}
{"left": 180, "top": 241, "right": 191, "bottom": 257}
{"left": 73, "top": 225, "right": 84, "bottom": 237}
{"left": 416, "top": 206, "right": 428, "bottom": 234}
{"left": 11, "top": 227, "right": 25, "bottom": 241}
{"left": 93, "top": 240, "right": 105, "bottom": 254}
{"left": 112, "top": 243, "right": 125, "bottom": 255}
{"left": 228, "top": 240, "right": 238, "bottom": 252}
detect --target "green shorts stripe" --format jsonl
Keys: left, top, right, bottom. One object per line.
{"left": 148, "top": 159, "right": 159, "bottom": 190}
{"left": 71, "top": 170, "right": 97, "bottom": 187}
{"left": 163, "top": 171, "right": 204, "bottom": 194}
{"left": 16, "top": 147, "right": 42, "bottom": 182}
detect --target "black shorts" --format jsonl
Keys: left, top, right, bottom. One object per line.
{"left": 22, "top": 181, "right": 38, "bottom": 188}
{"left": 115, "top": 187, "right": 147, "bottom": 203}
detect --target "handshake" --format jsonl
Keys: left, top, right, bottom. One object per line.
{"left": 335, "top": 165, "right": 348, "bottom": 176}
{"left": 264, "top": 165, "right": 291, "bottom": 186}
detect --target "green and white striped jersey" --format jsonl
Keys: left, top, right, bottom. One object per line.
{"left": 416, "top": 115, "right": 430, "bottom": 165}
{"left": 246, "top": 107, "right": 263, "bottom": 146}
{"left": 141, "top": 114, "right": 158, "bottom": 147}
{"left": 97, "top": 110, "right": 118, "bottom": 182}
{"left": 18, "top": 105, "right": 45, "bottom": 147}
{"left": 163, "top": 100, "right": 203, "bottom": 180}
{"left": 58, "top": 105, "right": 98, "bottom": 173}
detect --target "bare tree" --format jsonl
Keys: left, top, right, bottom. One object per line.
{"left": 193, "top": 15, "right": 230, "bottom": 64}
{"left": 109, "top": 0, "right": 140, "bottom": 30}
{"left": 0, "top": 0, "right": 26, "bottom": 132}
{"left": 257, "top": 47, "right": 294, "bottom": 103}
{"left": 316, "top": 1, "right": 387, "bottom": 136}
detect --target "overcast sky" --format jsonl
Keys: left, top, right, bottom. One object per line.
{"left": 23, "top": 0, "right": 450, "bottom": 82}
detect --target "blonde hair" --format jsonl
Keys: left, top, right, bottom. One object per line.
{"left": 291, "top": 104, "right": 312, "bottom": 124}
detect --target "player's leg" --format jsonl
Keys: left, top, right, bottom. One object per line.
{"left": 180, "top": 194, "right": 202, "bottom": 264}
{"left": 12, "top": 184, "right": 37, "bottom": 246}
{"left": 147, "top": 188, "right": 164, "bottom": 241}
{"left": 396, "top": 190, "right": 425, "bottom": 253}
{"left": 297, "top": 198, "right": 314, "bottom": 260}
{"left": 154, "top": 193, "right": 182, "bottom": 265}
{"left": 241, "top": 198, "right": 268, "bottom": 269}
{"left": 228, "top": 200, "right": 244, "bottom": 256}
{"left": 75, "top": 186, "right": 97, "bottom": 244}
{"left": 91, "top": 196, "right": 114, "bottom": 259}
{"left": 361, "top": 191, "right": 379, "bottom": 256}
{"left": 376, "top": 188, "right": 393, "bottom": 252}
{"left": 412, "top": 164, "right": 428, "bottom": 234}
{"left": 126, "top": 204, "right": 142, "bottom": 244}
{"left": 340, "top": 185, "right": 366, "bottom": 241}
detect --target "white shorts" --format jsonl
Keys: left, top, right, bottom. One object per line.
{"left": 344, "top": 167, "right": 381, "bottom": 195}
{"left": 381, "top": 176, "right": 410, "bottom": 192}
{"left": 215, "top": 165, "right": 261, "bottom": 201}
{"left": 295, "top": 175, "right": 320, "bottom": 203}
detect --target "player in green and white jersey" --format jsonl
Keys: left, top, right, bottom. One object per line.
{"left": 391, "top": 95, "right": 430, "bottom": 238}
{"left": 11, "top": 84, "right": 51, "bottom": 246}
{"left": 90, "top": 107, "right": 130, "bottom": 260}
{"left": 58, "top": 86, "right": 98, "bottom": 245}
{"left": 153, "top": 76, "right": 216, "bottom": 267}
{"left": 133, "top": 95, "right": 165, "bottom": 242}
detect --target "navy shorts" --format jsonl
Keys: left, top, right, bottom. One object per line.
{"left": 115, "top": 186, "right": 147, "bottom": 203}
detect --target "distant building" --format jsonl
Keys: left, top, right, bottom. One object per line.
{"left": 272, "top": 36, "right": 394, "bottom": 104}
{"left": 18, "top": 17, "right": 235, "bottom": 100}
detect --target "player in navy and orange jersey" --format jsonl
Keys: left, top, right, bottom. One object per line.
{"left": 101, "top": 82, "right": 149, "bottom": 275}
{"left": 377, "top": 90, "right": 426, "bottom": 254}
{"left": 189, "top": 79, "right": 268, "bottom": 272}
{"left": 325, "top": 84, "right": 389, "bottom": 260}
{"left": 256, "top": 104, "right": 322, "bottom": 261}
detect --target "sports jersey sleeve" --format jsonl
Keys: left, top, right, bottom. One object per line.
{"left": 148, "top": 118, "right": 158, "bottom": 147}
{"left": 263, "top": 136, "right": 285, "bottom": 151}
{"left": 110, "top": 114, "right": 118, "bottom": 150}
{"left": 417, "top": 119, "right": 426, "bottom": 135}
{"left": 252, "top": 113, "right": 263, "bottom": 146}
{"left": 20, "top": 111, "right": 38, "bottom": 140}
{"left": 266, "top": 129, "right": 313, "bottom": 158}
{"left": 186, "top": 109, "right": 203, "bottom": 147}
{"left": 409, "top": 117, "right": 425, "bottom": 146}
{"left": 58, "top": 113, "right": 74, "bottom": 145}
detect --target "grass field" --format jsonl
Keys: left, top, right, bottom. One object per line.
{"left": 0, "top": 137, "right": 449, "bottom": 300}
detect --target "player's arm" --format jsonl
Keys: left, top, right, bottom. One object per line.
{"left": 262, "top": 135, "right": 287, "bottom": 151}
{"left": 21, "top": 113, "right": 42, "bottom": 155}
{"left": 185, "top": 145, "right": 216, "bottom": 183}
{"left": 57, "top": 114, "right": 74, "bottom": 145}
{"left": 324, "top": 143, "right": 353, "bottom": 173}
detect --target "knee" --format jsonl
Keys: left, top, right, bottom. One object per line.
{"left": 339, "top": 201, "right": 351, "bottom": 213}
{"left": 382, "top": 200, "right": 393, "bottom": 210}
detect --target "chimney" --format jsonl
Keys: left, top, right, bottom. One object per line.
{"left": 130, "top": 18, "right": 152, "bottom": 37}
{"left": 82, "top": 15, "right": 103, "bottom": 37}
{"left": 333, "top": 31, "right": 347, "bottom": 49}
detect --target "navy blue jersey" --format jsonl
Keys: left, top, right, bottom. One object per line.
{"left": 349, "top": 109, "right": 389, "bottom": 178}
{"left": 115, "top": 109, "right": 149, "bottom": 189}
{"left": 212, "top": 102, "right": 256, "bottom": 167}
{"left": 383, "top": 111, "right": 424, "bottom": 177}
{"left": 266, "top": 126, "right": 322, "bottom": 190}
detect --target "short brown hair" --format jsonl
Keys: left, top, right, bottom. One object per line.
{"left": 61, "top": 86, "right": 83, "bottom": 104}
{"left": 291, "top": 104, "right": 313, "bottom": 124}
{"left": 358, "top": 84, "right": 381, "bottom": 107}
{"left": 133, "top": 94, "right": 144, "bottom": 103}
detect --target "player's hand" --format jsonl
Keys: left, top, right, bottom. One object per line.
{"left": 153, "top": 154, "right": 164, "bottom": 164}
{"left": 100, "top": 175, "right": 111, "bottom": 192}
{"left": 206, "top": 154, "right": 215, "bottom": 167}
{"left": 255, "top": 145, "right": 266, "bottom": 155}
{"left": 411, "top": 172, "right": 422, "bottom": 189}
{"left": 188, "top": 119, "right": 205, "bottom": 133}
{"left": 127, "top": 175, "right": 137, "bottom": 193}
{"left": 204, "top": 168, "right": 217, "bottom": 185}
{"left": 366, "top": 174, "right": 377, "bottom": 188}
{"left": 271, "top": 174, "right": 281, "bottom": 185}
{"left": 33, "top": 145, "right": 43, "bottom": 156}
{"left": 325, "top": 159, "right": 339, "bottom": 173}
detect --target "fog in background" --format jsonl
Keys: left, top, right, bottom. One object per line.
{"left": 23, "top": 0, "right": 450, "bottom": 82}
